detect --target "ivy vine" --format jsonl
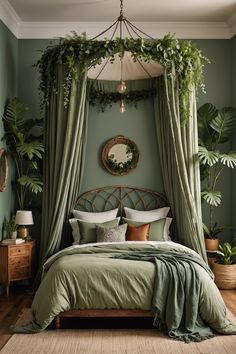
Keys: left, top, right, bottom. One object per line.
{"left": 35, "top": 32, "right": 209, "bottom": 123}
{"left": 89, "top": 85, "right": 155, "bottom": 112}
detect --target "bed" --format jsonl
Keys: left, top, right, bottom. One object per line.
{"left": 15, "top": 186, "right": 236, "bottom": 341}
{"left": 57, "top": 185, "right": 171, "bottom": 328}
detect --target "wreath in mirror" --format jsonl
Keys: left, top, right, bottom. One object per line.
{"left": 102, "top": 136, "right": 139, "bottom": 176}
{"left": 0, "top": 148, "right": 9, "bottom": 192}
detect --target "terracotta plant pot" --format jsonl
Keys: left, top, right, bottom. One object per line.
{"left": 213, "top": 262, "right": 236, "bottom": 290}
{"left": 204, "top": 238, "right": 219, "bottom": 251}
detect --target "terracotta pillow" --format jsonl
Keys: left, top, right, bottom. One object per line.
{"left": 126, "top": 223, "right": 150, "bottom": 241}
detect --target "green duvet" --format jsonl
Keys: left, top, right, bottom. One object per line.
{"left": 15, "top": 241, "right": 236, "bottom": 340}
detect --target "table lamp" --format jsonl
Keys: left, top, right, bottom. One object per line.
{"left": 15, "top": 210, "right": 34, "bottom": 239}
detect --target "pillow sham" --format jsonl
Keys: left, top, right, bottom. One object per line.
{"left": 126, "top": 223, "right": 150, "bottom": 241}
{"left": 69, "top": 218, "right": 81, "bottom": 244}
{"left": 123, "top": 217, "right": 166, "bottom": 241}
{"left": 164, "top": 217, "right": 173, "bottom": 241}
{"left": 124, "top": 206, "right": 170, "bottom": 222}
{"left": 78, "top": 218, "right": 120, "bottom": 244}
{"left": 96, "top": 223, "right": 127, "bottom": 243}
{"left": 72, "top": 208, "right": 118, "bottom": 222}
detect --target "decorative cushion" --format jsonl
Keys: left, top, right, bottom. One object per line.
{"left": 126, "top": 223, "right": 150, "bottom": 241}
{"left": 72, "top": 208, "right": 118, "bottom": 222}
{"left": 124, "top": 206, "right": 170, "bottom": 222}
{"left": 96, "top": 224, "right": 127, "bottom": 243}
{"left": 77, "top": 218, "right": 120, "bottom": 244}
{"left": 123, "top": 217, "right": 167, "bottom": 241}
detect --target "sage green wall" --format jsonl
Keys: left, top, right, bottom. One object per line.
{"left": 0, "top": 20, "right": 18, "bottom": 240}
{"left": 231, "top": 35, "right": 236, "bottom": 237}
{"left": 17, "top": 38, "right": 234, "bottom": 240}
{"left": 194, "top": 40, "right": 232, "bottom": 242}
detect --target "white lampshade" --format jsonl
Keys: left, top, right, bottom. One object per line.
{"left": 15, "top": 210, "right": 34, "bottom": 225}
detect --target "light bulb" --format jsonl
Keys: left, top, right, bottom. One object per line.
{"left": 120, "top": 100, "right": 125, "bottom": 113}
{"left": 117, "top": 80, "right": 127, "bottom": 94}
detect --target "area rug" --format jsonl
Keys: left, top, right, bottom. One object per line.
{"left": 1, "top": 309, "right": 236, "bottom": 354}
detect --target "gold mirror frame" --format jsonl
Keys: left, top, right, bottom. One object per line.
{"left": 102, "top": 136, "right": 139, "bottom": 176}
{"left": 0, "top": 148, "right": 9, "bottom": 192}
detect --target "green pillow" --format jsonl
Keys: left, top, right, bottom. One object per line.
{"left": 122, "top": 217, "right": 166, "bottom": 241}
{"left": 78, "top": 218, "right": 120, "bottom": 244}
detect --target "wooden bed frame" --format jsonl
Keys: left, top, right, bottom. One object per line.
{"left": 55, "top": 185, "right": 170, "bottom": 329}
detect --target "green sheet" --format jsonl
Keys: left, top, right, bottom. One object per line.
{"left": 14, "top": 242, "right": 236, "bottom": 339}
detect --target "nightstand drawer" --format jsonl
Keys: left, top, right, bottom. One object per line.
{"left": 10, "top": 266, "right": 30, "bottom": 280}
{"left": 9, "top": 255, "right": 30, "bottom": 267}
{"left": 9, "top": 245, "right": 29, "bottom": 257}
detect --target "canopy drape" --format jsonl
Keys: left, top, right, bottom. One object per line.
{"left": 153, "top": 73, "right": 207, "bottom": 262}
{"left": 39, "top": 64, "right": 89, "bottom": 267}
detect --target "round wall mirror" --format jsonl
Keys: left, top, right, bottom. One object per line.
{"left": 0, "top": 148, "right": 9, "bottom": 192}
{"left": 102, "top": 136, "right": 139, "bottom": 176}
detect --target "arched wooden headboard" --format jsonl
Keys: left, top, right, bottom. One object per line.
{"left": 74, "top": 185, "right": 169, "bottom": 216}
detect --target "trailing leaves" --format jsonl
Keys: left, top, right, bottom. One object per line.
{"left": 89, "top": 86, "right": 155, "bottom": 112}
{"left": 35, "top": 33, "right": 209, "bottom": 121}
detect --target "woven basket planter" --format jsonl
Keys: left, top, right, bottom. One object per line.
{"left": 213, "top": 262, "right": 236, "bottom": 290}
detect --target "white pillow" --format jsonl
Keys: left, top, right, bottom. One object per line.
{"left": 124, "top": 206, "right": 170, "bottom": 222}
{"left": 163, "top": 217, "right": 172, "bottom": 241}
{"left": 69, "top": 218, "right": 81, "bottom": 244}
{"left": 72, "top": 208, "right": 118, "bottom": 222}
{"left": 69, "top": 217, "right": 121, "bottom": 244}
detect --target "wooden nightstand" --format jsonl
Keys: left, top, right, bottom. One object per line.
{"left": 0, "top": 240, "right": 36, "bottom": 296}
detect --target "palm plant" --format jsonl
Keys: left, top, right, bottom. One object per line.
{"left": 198, "top": 103, "right": 236, "bottom": 238}
{"left": 2, "top": 98, "right": 44, "bottom": 210}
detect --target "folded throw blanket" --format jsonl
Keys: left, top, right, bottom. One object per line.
{"left": 114, "top": 250, "right": 218, "bottom": 343}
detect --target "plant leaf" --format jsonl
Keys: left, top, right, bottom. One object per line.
{"left": 197, "top": 103, "right": 218, "bottom": 148}
{"left": 16, "top": 141, "right": 44, "bottom": 160}
{"left": 210, "top": 107, "right": 236, "bottom": 143}
{"left": 198, "top": 146, "right": 219, "bottom": 166}
{"left": 220, "top": 152, "right": 236, "bottom": 168}
{"left": 201, "top": 190, "right": 222, "bottom": 206}
{"left": 18, "top": 175, "right": 43, "bottom": 194}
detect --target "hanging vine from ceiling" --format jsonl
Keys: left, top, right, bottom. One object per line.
{"left": 89, "top": 85, "right": 156, "bottom": 112}
{"left": 35, "top": 33, "right": 209, "bottom": 121}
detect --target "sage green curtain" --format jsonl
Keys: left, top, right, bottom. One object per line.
{"left": 39, "top": 64, "right": 88, "bottom": 265}
{"left": 153, "top": 73, "right": 207, "bottom": 262}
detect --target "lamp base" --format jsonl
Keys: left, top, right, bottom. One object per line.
{"left": 17, "top": 226, "right": 29, "bottom": 239}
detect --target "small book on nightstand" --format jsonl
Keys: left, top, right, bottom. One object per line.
{"left": 1, "top": 238, "right": 25, "bottom": 245}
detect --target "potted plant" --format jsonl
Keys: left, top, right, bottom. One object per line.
{"left": 2, "top": 98, "right": 44, "bottom": 210}
{"left": 213, "top": 240, "right": 236, "bottom": 289}
{"left": 3, "top": 216, "right": 17, "bottom": 239}
{"left": 203, "top": 223, "right": 225, "bottom": 251}
{"left": 197, "top": 103, "right": 236, "bottom": 250}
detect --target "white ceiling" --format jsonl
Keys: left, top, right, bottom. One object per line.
{"left": 6, "top": 0, "right": 236, "bottom": 22}
{"left": 0, "top": 0, "right": 236, "bottom": 39}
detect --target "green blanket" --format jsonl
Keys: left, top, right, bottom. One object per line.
{"left": 14, "top": 242, "right": 236, "bottom": 339}
{"left": 114, "top": 250, "right": 215, "bottom": 342}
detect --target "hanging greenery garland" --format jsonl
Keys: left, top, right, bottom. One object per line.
{"left": 35, "top": 33, "right": 209, "bottom": 122}
{"left": 89, "top": 85, "right": 155, "bottom": 112}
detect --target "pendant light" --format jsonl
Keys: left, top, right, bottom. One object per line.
{"left": 92, "top": 0, "right": 153, "bottom": 113}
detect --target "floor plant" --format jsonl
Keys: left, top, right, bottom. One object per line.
{"left": 2, "top": 98, "right": 44, "bottom": 210}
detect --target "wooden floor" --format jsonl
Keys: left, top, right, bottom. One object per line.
{"left": 0, "top": 287, "right": 235, "bottom": 351}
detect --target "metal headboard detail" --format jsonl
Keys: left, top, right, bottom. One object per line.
{"left": 74, "top": 186, "right": 169, "bottom": 216}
